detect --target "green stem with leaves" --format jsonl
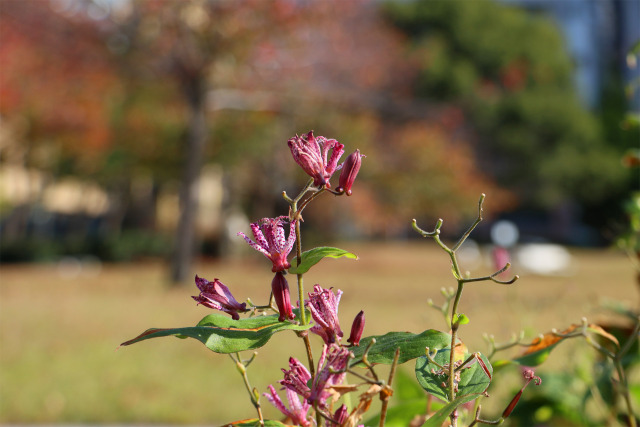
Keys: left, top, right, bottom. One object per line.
{"left": 413, "top": 195, "right": 519, "bottom": 427}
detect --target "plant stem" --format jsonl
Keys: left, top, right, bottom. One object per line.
{"left": 379, "top": 348, "right": 401, "bottom": 427}
{"left": 449, "top": 280, "right": 464, "bottom": 426}
{"left": 614, "top": 358, "right": 637, "bottom": 427}
{"left": 291, "top": 199, "right": 315, "bottom": 379}
{"left": 231, "top": 354, "right": 264, "bottom": 425}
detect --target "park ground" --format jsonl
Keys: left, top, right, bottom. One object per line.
{"left": 0, "top": 241, "right": 636, "bottom": 424}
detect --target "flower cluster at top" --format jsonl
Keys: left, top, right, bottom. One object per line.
{"left": 288, "top": 130, "right": 364, "bottom": 195}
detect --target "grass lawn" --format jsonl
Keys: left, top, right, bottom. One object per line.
{"left": 0, "top": 241, "right": 636, "bottom": 424}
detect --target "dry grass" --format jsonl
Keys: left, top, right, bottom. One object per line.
{"left": 0, "top": 242, "right": 635, "bottom": 424}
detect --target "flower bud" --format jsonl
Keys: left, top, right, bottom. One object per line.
{"left": 502, "top": 389, "right": 523, "bottom": 418}
{"left": 272, "top": 272, "right": 295, "bottom": 321}
{"left": 502, "top": 368, "right": 542, "bottom": 418}
{"left": 192, "top": 275, "right": 247, "bottom": 320}
{"left": 347, "top": 310, "right": 365, "bottom": 346}
{"left": 337, "top": 149, "right": 363, "bottom": 196}
{"left": 332, "top": 404, "right": 349, "bottom": 426}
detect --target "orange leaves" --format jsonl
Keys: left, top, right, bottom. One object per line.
{"left": 511, "top": 322, "right": 620, "bottom": 367}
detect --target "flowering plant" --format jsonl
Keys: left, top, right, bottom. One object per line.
{"left": 120, "top": 131, "right": 636, "bottom": 426}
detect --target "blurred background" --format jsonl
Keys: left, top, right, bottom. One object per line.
{"left": 1, "top": 0, "right": 639, "bottom": 425}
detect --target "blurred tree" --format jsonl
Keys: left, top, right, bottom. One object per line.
{"left": 1, "top": 0, "right": 514, "bottom": 266}
{"left": 0, "top": 0, "right": 118, "bottom": 172}
{"left": 383, "top": 0, "right": 631, "bottom": 226}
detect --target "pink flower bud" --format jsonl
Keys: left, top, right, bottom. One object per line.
{"left": 347, "top": 310, "right": 365, "bottom": 346}
{"left": 502, "top": 368, "right": 542, "bottom": 418}
{"left": 192, "top": 275, "right": 247, "bottom": 320}
{"left": 337, "top": 149, "right": 364, "bottom": 196}
{"left": 272, "top": 272, "right": 295, "bottom": 322}
{"left": 332, "top": 404, "right": 349, "bottom": 426}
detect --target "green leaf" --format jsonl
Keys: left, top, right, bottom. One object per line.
{"left": 120, "top": 312, "right": 312, "bottom": 354}
{"left": 422, "top": 393, "right": 485, "bottom": 427}
{"left": 350, "top": 329, "right": 453, "bottom": 367}
{"left": 415, "top": 350, "right": 492, "bottom": 401}
{"left": 288, "top": 246, "right": 357, "bottom": 274}
{"left": 454, "top": 313, "right": 470, "bottom": 325}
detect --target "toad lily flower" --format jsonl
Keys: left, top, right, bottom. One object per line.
{"left": 288, "top": 130, "right": 345, "bottom": 188}
{"left": 306, "top": 285, "right": 344, "bottom": 345}
{"left": 308, "top": 344, "right": 352, "bottom": 406}
{"left": 263, "top": 385, "right": 312, "bottom": 427}
{"left": 279, "top": 344, "right": 351, "bottom": 410}
{"left": 238, "top": 216, "right": 296, "bottom": 273}
{"left": 279, "top": 356, "right": 313, "bottom": 403}
{"left": 191, "top": 275, "right": 247, "bottom": 320}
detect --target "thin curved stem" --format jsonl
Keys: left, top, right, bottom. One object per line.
{"left": 379, "top": 348, "right": 401, "bottom": 427}
{"left": 453, "top": 194, "right": 485, "bottom": 251}
{"left": 230, "top": 353, "right": 264, "bottom": 425}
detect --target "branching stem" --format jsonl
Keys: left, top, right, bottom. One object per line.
{"left": 230, "top": 353, "right": 264, "bottom": 425}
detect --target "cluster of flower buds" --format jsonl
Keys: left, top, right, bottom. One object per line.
{"left": 288, "top": 130, "right": 364, "bottom": 195}
{"left": 273, "top": 343, "right": 353, "bottom": 417}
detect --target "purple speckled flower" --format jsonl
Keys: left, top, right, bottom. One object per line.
{"left": 279, "top": 356, "right": 313, "bottom": 402}
{"left": 191, "top": 275, "right": 247, "bottom": 320}
{"left": 238, "top": 216, "right": 296, "bottom": 273}
{"left": 263, "top": 385, "right": 312, "bottom": 427}
{"left": 306, "top": 285, "right": 344, "bottom": 344}
{"left": 308, "top": 344, "right": 352, "bottom": 406}
{"left": 278, "top": 344, "right": 352, "bottom": 410}
{"left": 288, "top": 131, "right": 345, "bottom": 188}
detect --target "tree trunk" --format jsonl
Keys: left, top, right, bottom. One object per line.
{"left": 170, "top": 86, "right": 208, "bottom": 285}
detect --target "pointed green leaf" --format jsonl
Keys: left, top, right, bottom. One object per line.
{"left": 288, "top": 246, "right": 357, "bottom": 274}
{"left": 120, "top": 311, "right": 312, "bottom": 354}
{"left": 350, "top": 330, "right": 453, "bottom": 367}
{"left": 422, "top": 393, "right": 485, "bottom": 427}
{"left": 454, "top": 313, "right": 470, "bottom": 325}
{"left": 415, "top": 350, "right": 492, "bottom": 401}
